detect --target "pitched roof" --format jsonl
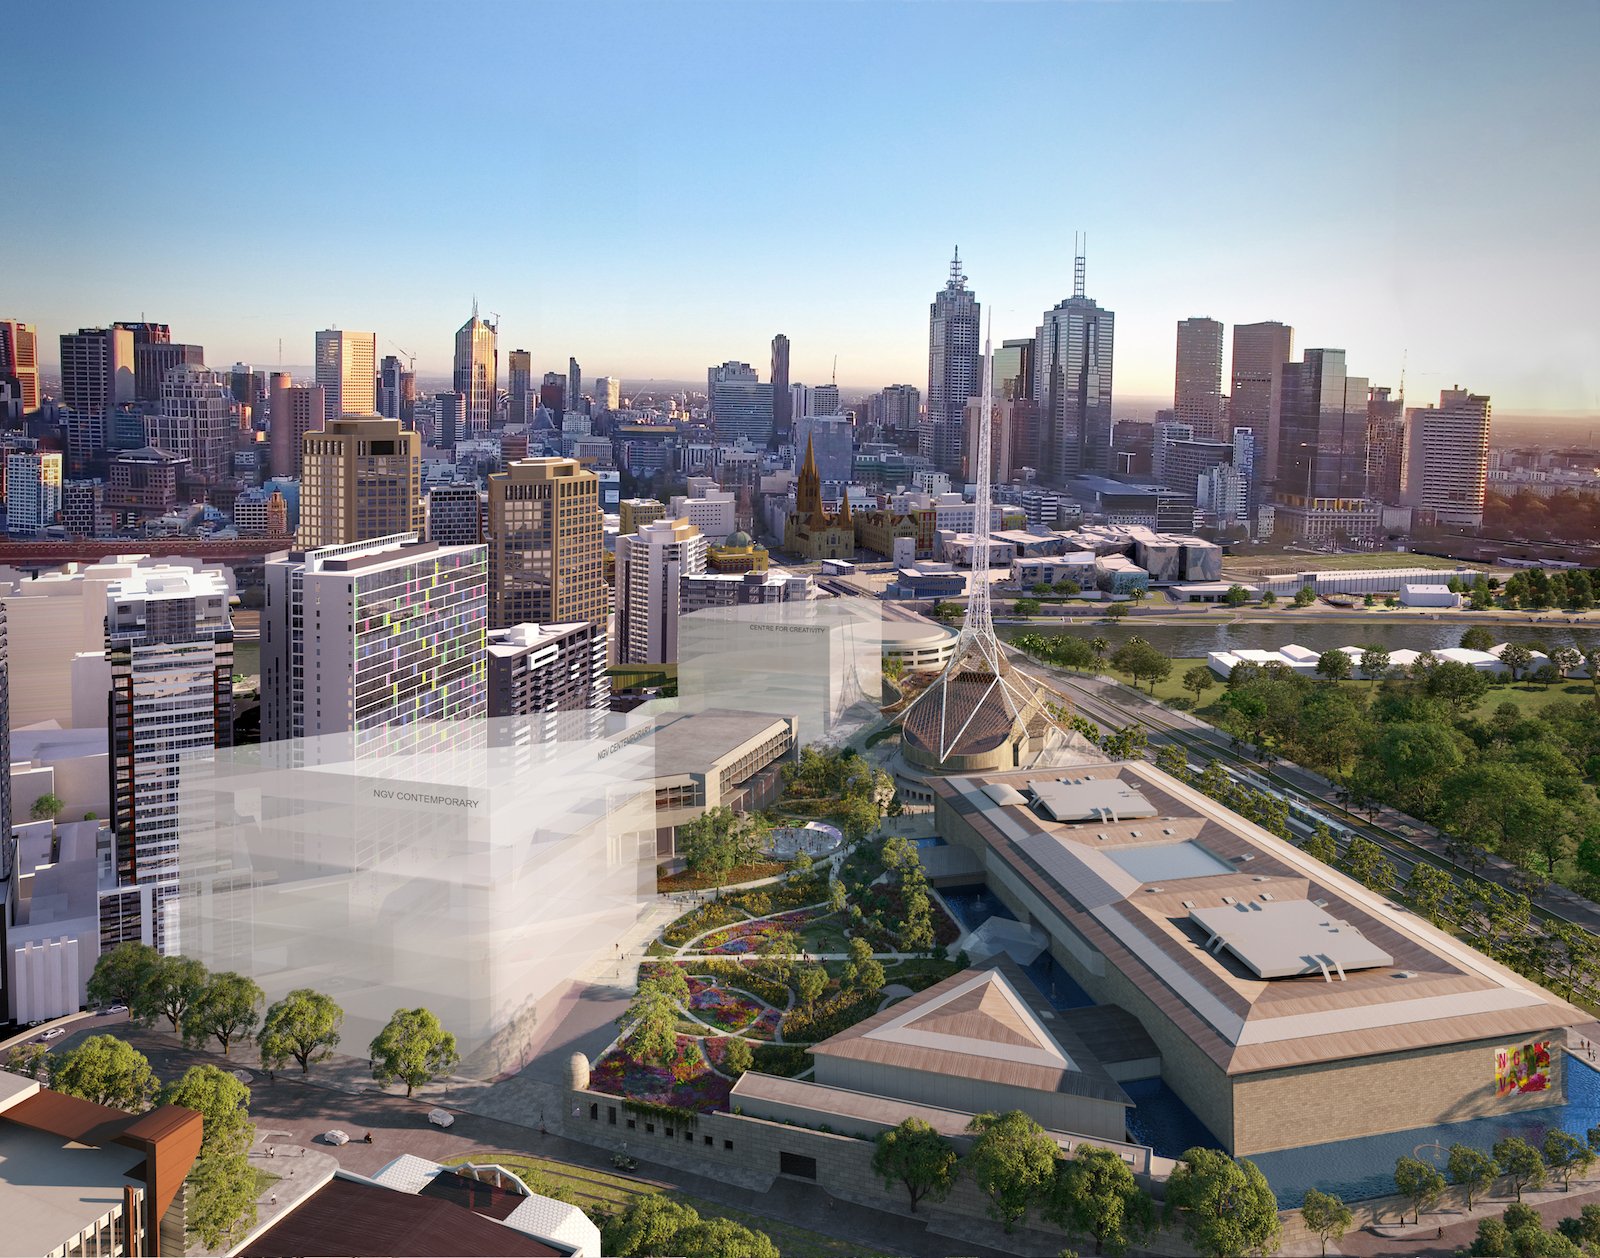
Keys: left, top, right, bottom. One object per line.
{"left": 811, "top": 959, "right": 1129, "bottom": 1105}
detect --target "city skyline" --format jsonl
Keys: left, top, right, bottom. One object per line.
{"left": 3, "top": 1, "right": 1596, "bottom": 414}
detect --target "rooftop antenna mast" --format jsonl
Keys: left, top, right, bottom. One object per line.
{"left": 949, "top": 245, "right": 966, "bottom": 289}
{"left": 1073, "top": 232, "right": 1086, "bottom": 299}
{"left": 831, "top": 355, "right": 837, "bottom": 387}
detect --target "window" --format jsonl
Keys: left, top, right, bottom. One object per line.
{"left": 589, "top": 1103, "right": 598, "bottom": 1121}
{"left": 723, "top": 1139, "right": 733, "bottom": 1151}
{"left": 779, "top": 1151, "right": 817, "bottom": 1180}
{"left": 608, "top": 1106, "right": 617, "bottom": 1126}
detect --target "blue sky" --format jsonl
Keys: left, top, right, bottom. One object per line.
{"left": 4, "top": 1, "right": 1597, "bottom": 412}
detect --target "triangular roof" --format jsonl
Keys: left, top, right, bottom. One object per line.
{"left": 810, "top": 959, "right": 1128, "bottom": 1103}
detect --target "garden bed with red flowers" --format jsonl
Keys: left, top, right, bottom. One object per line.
{"left": 589, "top": 1035, "right": 732, "bottom": 1112}
{"left": 685, "top": 976, "right": 764, "bottom": 1032}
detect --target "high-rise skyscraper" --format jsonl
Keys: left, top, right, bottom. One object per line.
{"left": 770, "top": 333, "right": 792, "bottom": 447}
{"left": 268, "top": 375, "right": 325, "bottom": 479}
{"left": 4, "top": 451, "right": 62, "bottom": 533}
{"left": 1404, "top": 387, "right": 1492, "bottom": 528}
{"left": 567, "top": 357, "right": 582, "bottom": 418}
{"left": 615, "top": 516, "right": 707, "bottom": 666}
{"left": 314, "top": 329, "right": 378, "bottom": 419}
{"left": 453, "top": 309, "right": 498, "bottom": 436}
{"left": 876, "top": 384, "right": 921, "bottom": 433}
{"left": 297, "top": 415, "right": 423, "bottom": 548}
{"left": 1229, "top": 321, "right": 1294, "bottom": 485}
{"left": 593, "top": 376, "right": 620, "bottom": 412}
{"left": 992, "top": 338, "right": 1034, "bottom": 402}
{"left": 1033, "top": 243, "right": 1114, "bottom": 479}
{"left": 708, "top": 362, "right": 773, "bottom": 444}
{"left": 487, "top": 457, "right": 606, "bottom": 630}
{"left": 507, "top": 349, "right": 534, "bottom": 424}
{"left": 0, "top": 320, "right": 41, "bottom": 414}
{"left": 1365, "top": 385, "right": 1405, "bottom": 506}
{"left": 262, "top": 533, "right": 486, "bottom": 743}
{"left": 60, "top": 327, "right": 136, "bottom": 467}
{"left": 106, "top": 567, "right": 233, "bottom": 954}
{"left": 378, "top": 354, "right": 416, "bottom": 426}
{"left": 0, "top": 604, "right": 9, "bottom": 878}
{"left": 148, "top": 365, "right": 232, "bottom": 482}
{"left": 925, "top": 248, "right": 981, "bottom": 476}
{"left": 130, "top": 341, "right": 205, "bottom": 404}
{"left": 426, "top": 482, "right": 483, "bottom": 545}
{"left": 1174, "top": 317, "right": 1225, "bottom": 439}
{"left": 434, "top": 391, "right": 466, "bottom": 450}
{"left": 1276, "top": 348, "right": 1371, "bottom": 501}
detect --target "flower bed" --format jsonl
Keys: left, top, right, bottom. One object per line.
{"left": 693, "top": 959, "right": 790, "bottom": 1009}
{"left": 589, "top": 1035, "right": 732, "bottom": 1113}
{"left": 744, "top": 1008, "right": 783, "bottom": 1041}
{"left": 698, "top": 909, "right": 827, "bottom": 955}
{"left": 686, "top": 977, "right": 762, "bottom": 1032}
{"left": 660, "top": 901, "right": 747, "bottom": 948}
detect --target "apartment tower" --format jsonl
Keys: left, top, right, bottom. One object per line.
{"left": 487, "top": 457, "right": 606, "bottom": 630}
{"left": 297, "top": 415, "right": 423, "bottom": 548}
{"left": 1404, "top": 388, "right": 1492, "bottom": 528}
{"left": 0, "top": 320, "right": 41, "bottom": 413}
{"left": 615, "top": 516, "right": 706, "bottom": 666}
{"left": 1229, "top": 321, "right": 1294, "bottom": 485}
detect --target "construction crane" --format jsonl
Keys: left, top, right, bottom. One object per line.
{"left": 389, "top": 341, "right": 416, "bottom": 373}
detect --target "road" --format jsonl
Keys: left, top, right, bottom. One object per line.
{"left": 33, "top": 1015, "right": 1019, "bottom": 1258}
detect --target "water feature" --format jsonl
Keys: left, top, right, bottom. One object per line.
{"left": 1123, "top": 1077, "right": 1224, "bottom": 1158}
{"left": 1251, "top": 1054, "right": 1600, "bottom": 1207}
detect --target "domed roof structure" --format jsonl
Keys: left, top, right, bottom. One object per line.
{"left": 724, "top": 530, "right": 754, "bottom": 548}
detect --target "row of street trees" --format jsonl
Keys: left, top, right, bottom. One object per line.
{"left": 81, "top": 942, "right": 461, "bottom": 1092}
{"left": 871, "top": 1112, "right": 1280, "bottom": 1257}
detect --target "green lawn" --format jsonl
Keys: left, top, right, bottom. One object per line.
{"left": 444, "top": 1153, "right": 890, "bottom": 1258}
{"left": 797, "top": 914, "right": 851, "bottom": 954}
{"left": 1221, "top": 551, "right": 1488, "bottom": 576}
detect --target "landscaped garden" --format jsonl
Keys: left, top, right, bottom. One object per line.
{"left": 595, "top": 745, "right": 974, "bottom": 1117}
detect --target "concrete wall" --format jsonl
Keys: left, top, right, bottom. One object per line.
{"left": 1232, "top": 1031, "right": 1567, "bottom": 1157}
{"left": 813, "top": 1057, "right": 1129, "bottom": 1144}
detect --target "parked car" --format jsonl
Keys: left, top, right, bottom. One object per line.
{"left": 427, "top": 1108, "right": 454, "bottom": 1129}
{"left": 39, "top": 1027, "right": 66, "bottom": 1041}
{"left": 104, "top": 1004, "right": 128, "bottom": 1015}
{"left": 322, "top": 1130, "right": 350, "bottom": 1146}
{"left": 611, "top": 1154, "right": 638, "bottom": 1172}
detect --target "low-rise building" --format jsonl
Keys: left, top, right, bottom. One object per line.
{"left": 486, "top": 621, "right": 608, "bottom": 731}
{"left": 680, "top": 568, "right": 812, "bottom": 611}
{"left": 647, "top": 709, "right": 797, "bottom": 860}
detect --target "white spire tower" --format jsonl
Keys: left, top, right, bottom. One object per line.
{"left": 901, "top": 308, "right": 1048, "bottom": 766}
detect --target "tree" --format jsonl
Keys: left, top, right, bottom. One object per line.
{"left": 1493, "top": 1135, "right": 1547, "bottom": 1201}
{"left": 1302, "top": 823, "right": 1339, "bottom": 866}
{"left": 258, "top": 989, "right": 344, "bottom": 1075}
{"left": 1223, "top": 585, "right": 1250, "bottom": 608}
{"left": 1543, "top": 1128, "right": 1596, "bottom": 1188}
{"left": 1315, "top": 650, "right": 1352, "bottom": 681}
{"left": 965, "top": 1110, "right": 1060, "bottom": 1232}
{"left": 1110, "top": 638, "right": 1171, "bottom": 693}
{"left": 673, "top": 1217, "right": 781, "bottom": 1258}
{"left": 4, "top": 1042, "right": 51, "bottom": 1081}
{"left": 1464, "top": 626, "right": 1498, "bottom": 654}
{"left": 679, "top": 805, "right": 749, "bottom": 879}
{"left": 1359, "top": 646, "right": 1391, "bottom": 678}
{"left": 603, "top": 1196, "right": 778, "bottom": 1258}
{"left": 1101, "top": 724, "right": 1148, "bottom": 760}
{"left": 86, "top": 941, "right": 160, "bottom": 1009}
{"left": 1299, "top": 1188, "right": 1352, "bottom": 1257}
{"left": 161, "top": 1064, "right": 255, "bottom": 1157}
{"left": 1154, "top": 744, "right": 1191, "bottom": 781}
{"left": 51, "top": 1034, "right": 159, "bottom": 1110}
{"left": 369, "top": 1007, "right": 460, "bottom": 1097}
{"left": 140, "top": 955, "right": 208, "bottom": 1032}
{"left": 872, "top": 1117, "right": 958, "bottom": 1214}
{"left": 1104, "top": 602, "right": 1129, "bottom": 620}
{"left": 1448, "top": 1143, "right": 1498, "bottom": 1210}
{"left": 620, "top": 980, "right": 680, "bottom": 1067}
{"left": 1292, "top": 586, "right": 1316, "bottom": 608}
{"left": 1552, "top": 646, "right": 1583, "bottom": 678}
{"left": 1404, "top": 863, "right": 1455, "bottom": 926}
{"left": 795, "top": 964, "right": 828, "bottom": 1010}
{"left": 1260, "top": 591, "right": 1278, "bottom": 606}
{"left": 1393, "top": 1155, "right": 1446, "bottom": 1223}
{"left": 722, "top": 1037, "right": 753, "bottom": 1077}
{"left": 186, "top": 1144, "right": 260, "bottom": 1250}
{"left": 29, "top": 793, "right": 65, "bottom": 822}
{"left": 1501, "top": 642, "right": 1535, "bottom": 681}
{"left": 181, "top": 972, "right": 263, "bottom": 1056}
{"left": 1044, "top": 1144, "right": 1155, "bottom": 1256}
{"left": 1466, "top": 1218, "right": 1512, "bottom": 1258}
{"left": 1183, "top": 666, "right": 1217, "bottom": 702}
{"left": 1015, "top": 598, "right": 1042, "bottom": 617}
{"left": 1090, "top": 637, "right": 1110, "bottom": 664}
{"left": 1164, "top": 1148, "right": 1281, "bottom": 1258}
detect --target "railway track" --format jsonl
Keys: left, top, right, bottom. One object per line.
{"left": 1010, "top": 649, "right": 1600, "bottom": 943}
